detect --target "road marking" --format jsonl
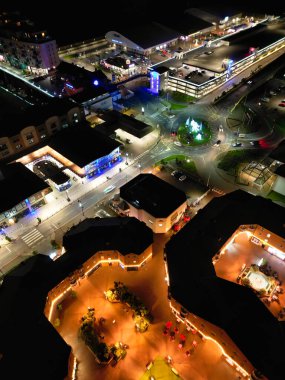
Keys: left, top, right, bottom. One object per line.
{"left": 21, "top": 228, "right": 44, "bottom": 247}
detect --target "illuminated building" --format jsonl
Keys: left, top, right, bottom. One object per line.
{"left": 0, "top": 11, "right": 59, "bottom": 74}
{"left": 0, "top": 99, "right": 82, "bottom": 161}
{"left": 154, "top": 23, "right": 285, "bottom": 98}
{"left": 0, "top": 162, "right": 50, "bottom": 226}
{"left": 120, "top": 174, "right": 187, "bottom": 233}
{"left": 165, "top": 190, "right": 285, "bottom": 379}
{"left": 17, "top": 124, "right": 122, "bottom": 180}
{"left": 0, "top": 217, "right": 153, "bottom": 379}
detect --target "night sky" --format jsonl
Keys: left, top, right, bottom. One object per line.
{"left": 1, "top": 1, "right": 284, "bottom": 44}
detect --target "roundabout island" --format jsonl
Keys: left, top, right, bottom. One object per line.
{"left": 177, "top": 117, "right": 212, "bottom": 147}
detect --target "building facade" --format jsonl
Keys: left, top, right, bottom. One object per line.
{"left": 0, "top": 12, "right": 60, "bottom": 74}
{"left": 0, "top": 101, "right": 82, "bottom": 160}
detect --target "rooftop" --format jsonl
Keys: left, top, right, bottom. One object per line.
{"left": 117, "top": 23, "right": 180, "bottom": 50}
{"left": 269, "top": 139, "right": 285, "bottom": 163}
{"left": 120, "top": 174, "right": 187, "bottom": 218}
{"left": 63, "top": 217, "right": 153, "bottom": 256}
{"left": 33, "top": 160, "right": 69, "bottom": 185}
{"left": 0, "top": 98, "right": 79, "bottom": 138}
{"left": 156, "top": 13, "right": 213, "bottom": 36}
{"left": 100, "top": 110, "right": 153, "bottom": 138}
{"left": 275, "top": 164, "right": 285, "bottom": 178}
{"left": 0, "top": 162, "right": 49, "bottom": 214}
{"left": 165, "top": 190, "right": 285, "bottom": 379}
{"left": 0, "top": 216, "right": 152, "bottom": 379}
{"left": 48, "top": 124, "right": 121, "bottom": 168}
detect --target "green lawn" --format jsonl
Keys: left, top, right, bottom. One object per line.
{"left": 266, "top": 191, "right": 285, "bottom": 204}
{"left": 170, "top": 102, "right": 187, "bottom": 110}
{"left": 140, "top": 356, "right": 182, "bottom": 380}
{"left": 170, "top": 91, "right": 195, "bottom": 103}
{"left": 218, "top": 149, "right": 264, "bottom": 173}
{"left": 178, "top": 121, "right": 212, "bottom": 146}
{"left": 156, "top": 155, "right": 198, "bottom": 177}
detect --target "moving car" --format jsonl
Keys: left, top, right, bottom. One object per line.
{"left": 104, "top": 185, "right": 116, "bottom": 193}
{"left": 174, "top": 141, "right": 182, "bottom": 146}
{"left": 171, "top": 170, "right": 178, "bottom": 176}
{"left": 232, "top": 142, "right": 242, "bottom": 147}
{"left": 278, "top": 103, "right": 285, "bottom": 107}
{"left": 179, "top": 175, "right": 187, "bottom": 181}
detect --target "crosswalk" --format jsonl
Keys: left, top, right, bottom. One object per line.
{"left": 21, "top": 228, "right": 44, "bottom": 247}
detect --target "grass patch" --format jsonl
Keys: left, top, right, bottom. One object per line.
{"left": 170, "top": 102, "right": 187, "bottom": 110}
{"left": 266, "top": 191, "right": 285, "bottom": 204}
{"left": 170, "top": 91, "right": 195, "bottom": 103}
{"left": 177, "top": 120, "right": 211, "bottom": 146}
{"left": 156, "top": 155, "right": 198, "bottom": 177}
{"left": 218, "top": 149, "right": 264, "bottom": 173}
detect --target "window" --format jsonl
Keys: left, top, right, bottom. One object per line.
{"left": 16, "top": 144, "right": 22, "bottom": 150}
{"left": 0, "top": 144, "right": 8, "bottom": 151}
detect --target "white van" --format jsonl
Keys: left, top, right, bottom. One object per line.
{"left": 238, "top": 133, "right": 246, "bottom": 138}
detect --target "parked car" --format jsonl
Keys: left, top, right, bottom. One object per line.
{"left": 278, "top": 103, "right": 285, "bottom": 107}
{"left": 174, "top": 141, "right": 182, "bottom": 146}
{"left": 171, "top": 170, "right": 178, "bottom": 176}
{"left": 179, "top": 175, "right": 187, "bottom": 181}
{"left": 214, "top": 140, "right": 221, "bottom": 146}
{"left": 232, "top": 142, "right": 242, "bottom": 147}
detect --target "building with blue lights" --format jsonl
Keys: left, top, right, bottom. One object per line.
{"left": 17, "top": 124, "right": 122, "bottom": 180}
{"left": 151, "top": 22, "right": 285, "bottom": 98}
{"left": 0, "top": 162, "right": 50, "bottom": 226}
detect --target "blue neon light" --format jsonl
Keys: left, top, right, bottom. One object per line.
{"left": 93, "top": 80, "right": 99, "bottom": 86}
{"left": 66, "top": 83, "right": 74, "bottom": 89}
{"left": 150, "top": 71, "right": 159, "bottom": 94}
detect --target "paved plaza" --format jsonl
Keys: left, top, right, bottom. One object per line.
{"left": 57, "top": 235, "right": 238, "bottom": 380}
{"left": 215, "top": 231, "right": 285, "bottom": 320}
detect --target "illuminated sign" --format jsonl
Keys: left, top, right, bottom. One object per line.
{"left": 150, "top": 71, "right": 159, "bottom": 94}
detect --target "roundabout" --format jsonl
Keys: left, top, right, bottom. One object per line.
{"left": 177, "top": 116, "right": 212, "bottom": 147}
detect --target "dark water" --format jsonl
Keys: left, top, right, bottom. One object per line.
{"left": 1, "top": 0, "right": 284, "bottom": 45}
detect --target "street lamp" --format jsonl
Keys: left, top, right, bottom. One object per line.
{"left": 78, "top": 200, "right": 84, "bottom": 216}
{"left": 66, "top": 190, "right": 70, "bottom": 202}
{"left": 125, "top": 152, "right": 129, "bottom": 165}
{"left": 141, "top": 107, "right": 145, "bottom": 115}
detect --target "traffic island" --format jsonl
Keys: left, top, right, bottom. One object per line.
{"left": 177, "top": 117, "right": 212, "bottom": 146}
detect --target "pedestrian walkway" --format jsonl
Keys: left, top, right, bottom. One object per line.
{"left": 21, "top": 228, "right": 44, "bottom": 247}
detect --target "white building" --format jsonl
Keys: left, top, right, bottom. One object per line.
{"left": 0, "top": 11, "right": 59, "bottom": 74}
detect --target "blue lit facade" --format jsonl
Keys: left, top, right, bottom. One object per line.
{"left": 150, "top": 71, "right": 160, "bottom": 94}
{"left": 84, "top": 147, "right": 121, "bottom": 179}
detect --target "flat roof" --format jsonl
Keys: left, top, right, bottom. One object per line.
{"left": 120, "top": 174, "right": 187, "bottom": 218}
{"left": 0, "top": 98, "right": 79, "bottom": 138}
{"left": 70, "top": 85, "right": 109, "bottom": 104}
{"left": 63, "top": 217, "right": 153, "bottom": 256}
{"left": 0, "top": 162, "right": 49, "bottom": 214}
{"left": 165, "top": 190, "right": 285, "bottom": 379}
{"left": 100, "top": 110, "right": 153, "bottom": 138}
{"left": 49, "top": 124, "right": 121, "bottom": 168}
{"left": 119, "top": 23, "right": 180, "bottom": 50}
{"left": 183, "top": 22, "right": 285, "bottom": 74}
{"left": 156, "top": 14, "right": 213, "bottom": 36}
{"left": 269, "top": 139, "right": 285, "bottom": 163}
{"left": 275, "top": 164, "right": 285, "bottom": 177}
{"left": 33, "top": 160, "right": 69, "bottom": 185}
